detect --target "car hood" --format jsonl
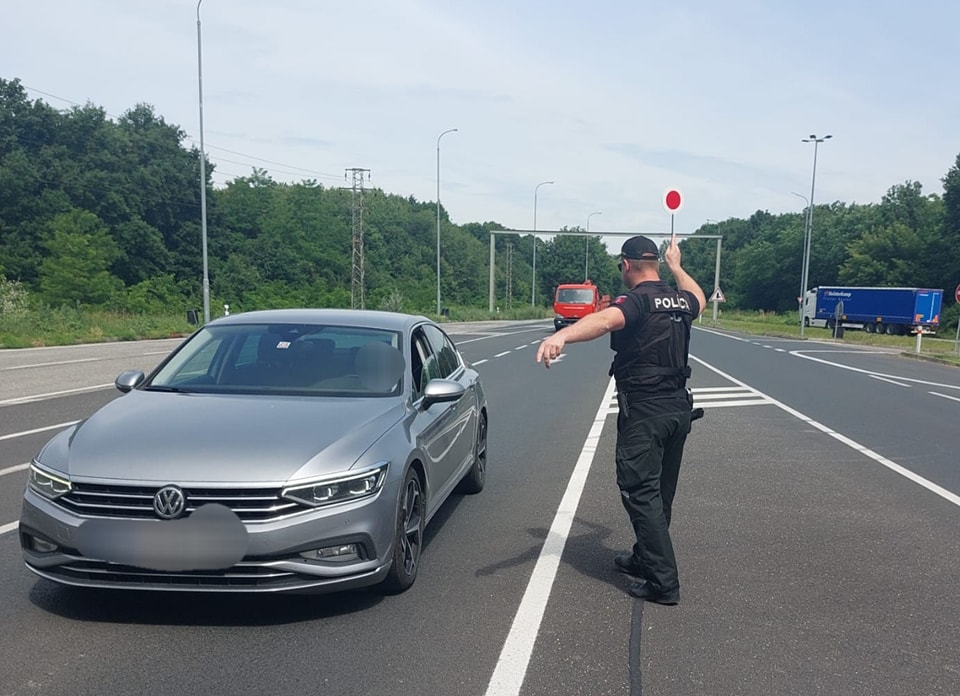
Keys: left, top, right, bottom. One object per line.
{"left": 42, "top": 391, "right": 406, "bottom": 485}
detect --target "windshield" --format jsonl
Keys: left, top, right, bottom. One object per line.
{"left": 556, "top": 288, "right": 596, "bottom": 304}
{"left": 148, "top": 323, "right": 404, "bottom": 397}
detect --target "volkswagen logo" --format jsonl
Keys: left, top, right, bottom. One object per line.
{"left": 153, "top": 485, "right": 186, "bottom": 520}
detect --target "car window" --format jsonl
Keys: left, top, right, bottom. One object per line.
{"left": 423, "top": 324, "right": 461, "bottom": 379}
{"left": 413, "top": 327, "right": 444, "bottom": 390}
{"left": 557, "top": 288, "right": 596, "bottom": 304}
{"left": 410, "top": 329, "right": 433, "bottom": 397}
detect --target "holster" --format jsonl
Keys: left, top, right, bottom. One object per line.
{"left": 687, "top": 387, "right": 705, "bottom": 429}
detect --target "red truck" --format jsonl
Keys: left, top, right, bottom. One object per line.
{"left": 553, "top": 280, "right": 610, "bottom": 332}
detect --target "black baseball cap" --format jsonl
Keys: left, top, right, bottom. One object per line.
{"left": 620, "top": 235, "right": 659, "bottom": 261}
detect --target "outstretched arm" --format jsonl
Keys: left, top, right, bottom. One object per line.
{"left": 535, "top": 306, "right": 625, "bottom": 368}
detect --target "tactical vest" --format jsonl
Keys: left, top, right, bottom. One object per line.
{"left": 609, "top": 282, "right": 694, "bottom": 395}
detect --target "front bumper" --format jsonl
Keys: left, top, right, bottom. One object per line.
{"left": 19, "top": 481, "right": 399, "bottom": 594}
{"left": 554, "top": 317, "right": 581, "bottom": 330}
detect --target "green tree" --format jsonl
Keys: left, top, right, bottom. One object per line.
{"left": 40, "top": 210, "right": 121, "bottom": 305}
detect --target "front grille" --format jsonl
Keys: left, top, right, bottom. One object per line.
{"left": 59, "top": 483, "right": 300, "bottom": 521}
{"left": 52, "top": 559, "right": 301, "bottom": 589}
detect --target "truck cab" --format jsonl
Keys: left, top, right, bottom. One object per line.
{"left": 553, "top": 281, "right": 609, "bottom": 332}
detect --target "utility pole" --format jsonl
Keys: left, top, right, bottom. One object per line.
{"left": 345, "top": 168, "right": 371, "bottom": 309}
{"left": 506, "top": 242, "right": 513, "bottom": 310}
{"left": 196, "top": 0, "right": 210, "bottom": 323}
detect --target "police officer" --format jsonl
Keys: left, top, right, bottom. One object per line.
{"left": 536, "top": 234, "right": 705, "bottom": 604}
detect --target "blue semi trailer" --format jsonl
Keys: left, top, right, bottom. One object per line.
{"left": 802, "top": 286, "right": 943, "bottom": 335}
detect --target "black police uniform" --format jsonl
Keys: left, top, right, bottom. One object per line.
{"left": 609, "top": 279, "right": 699, "bottom": 596}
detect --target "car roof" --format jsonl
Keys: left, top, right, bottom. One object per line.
{"left": 208, "top": 309, "right": 431, "bottom": 333}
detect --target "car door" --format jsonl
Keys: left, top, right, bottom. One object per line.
{"left": 422, "top": 324, "right": 476, "bottom": 491}
{"left": 409, "top": 325, "right": 468, "bottom": 510}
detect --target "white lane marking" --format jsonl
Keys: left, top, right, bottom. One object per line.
{"left": 790, "top": 351, "right": 960, "bottom": 391}
{"left": 696, "top": 326, "right": 959, "bottom": 392}
{"left": 530, "top": 340, "right": 540, "bottom": 345}
{"left": 869, "top": 375, "right": 911, "bottom": 387}
{"left": 690, "top": 354, "right": 960, "bottom": 508}
{"left": 692, "top": 388, "right": 764, "bottom": 401}
{"left": 695, "top": 386, "right": 749, "bottom": 393}
{"left": 930, "top": 391, "right": 960, "bottom": 403}
{"left": 472, "top": 359, "right": 489, "bottom": 366}
{"left": 775, "top": 348, "right": 786, "bottom": 352}
{"left": 484, "top": 379, "right": 617, "bottom": 696}
{"left": 515, "top": 345, "right": 528, "bottom": 350}
{"left": 2, "top": 357, "right": 101, "bottom": 371}
{"left": 801, "top": 349, "right": 898, "bottom": 355}
{"left": 603, "top": 384, "right": 775, "bottom": 416}
{"left": 0, "top": 421, "right": 80, "bottom": 442}
{"left": 495, "top": 351, "right": 511, "bottom": 358}
{"left": 455, "top": 326, "right": 549, "bottom": 345}
{"left": 694, "top": 326, "right": 751, "bottom": 342}
{"left": 0, "top": 521, "right": 19, "bottom": 536}
{"left": 0, "top": 463, "right": 30, "bottom": 477}
{"left": 0, "top": 384, "right": 112, "bottom": 407}
{"left": 691, "top": 399, "right": 772, "bottom": 409}
{"left": 0, "top": 339, "right": 182, "bottom": 353}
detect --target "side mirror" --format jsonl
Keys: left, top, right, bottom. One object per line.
{"left": 115, "top": 370, "right": 145, "bottom": 393}
{"left": 421, "top": 379, "right": 465, "bottom": 408}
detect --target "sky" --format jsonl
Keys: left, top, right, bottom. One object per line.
{"left": 4, "top": 0, "right": 959, "bottom": 254}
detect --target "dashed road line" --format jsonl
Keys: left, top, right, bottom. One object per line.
{"left": 1, "top": 521, "right": 18, "bottom": 536}
{"left": 0, "top": 421, "right": 80, "bottom": 442}
{"left": 869, "top": 375, "right": 911, "bottom": 387}
{"left": 0, "top": 463, "right": 30, "bottom": 477}
{"left": 0, "top": 385, "right": 112, "bottom": 407}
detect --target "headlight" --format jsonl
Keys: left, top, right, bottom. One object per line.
{"left": 28, "top": 462, "right": 72, "bottom": 499}
{"left": 282, "top": 463, "right": 388, "bottom": 508}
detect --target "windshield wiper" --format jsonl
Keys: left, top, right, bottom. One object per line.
{"left": 143, "top": 385, "right": 188, "bottom": 393}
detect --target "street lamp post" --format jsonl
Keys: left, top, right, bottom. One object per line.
{"left": 532, "top": 180, "right": 554, "bottom": 306}
{"left": 799, "top": 134, "right": 832, "bottom": 337}
{"left": 436, "top": 128, "right": 458, "bottom": 316}
{"left": 585, "top": 211, "right": 602, "bottom": 279}
{"left": 196, "top": 0, "right": 210, "bottom": 324}
{"left": 791, "top": 191, "right": 811, "bottom": 333}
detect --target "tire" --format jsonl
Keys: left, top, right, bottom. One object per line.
{"left": 381, "top": 468, "right": 425, "bottom": 594}
{"left": 803, "top": 317, "right": 810, "bottom": 327}
{"left": 458, "top": 412, "right": 487, "bottom": 495}
{"left": 885, "top": 323, "right": 897, "bottom": 335}
{"left": 865, "top": 322, "right": 875, "bottom": 334}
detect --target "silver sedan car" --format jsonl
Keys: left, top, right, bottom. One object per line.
{"left": 20, "top": 309, "right": 487, "bottom": 594}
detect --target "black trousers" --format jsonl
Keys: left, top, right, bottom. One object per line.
{"left": 615, "top": 392, "right": 691, "bottom": 594}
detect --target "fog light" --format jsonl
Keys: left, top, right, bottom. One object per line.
{"left": 299, "top": 544, "right": 360, "bottom": 562}
{"left": 30, "top": 536, "right": 59, "bottom": 553}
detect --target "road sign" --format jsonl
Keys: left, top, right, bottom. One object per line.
{"left": 955, "top": 283, "right": 960, "bottom": 303}
{"left": 662, "top": 188, "right": 683, "bottom": 214}
{"left": 710, "top": 287, "right": 725, "bottom": 302}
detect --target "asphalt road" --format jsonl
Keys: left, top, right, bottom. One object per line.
{"left": 1, "top": 321, "right": 958, "bottom": 696}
